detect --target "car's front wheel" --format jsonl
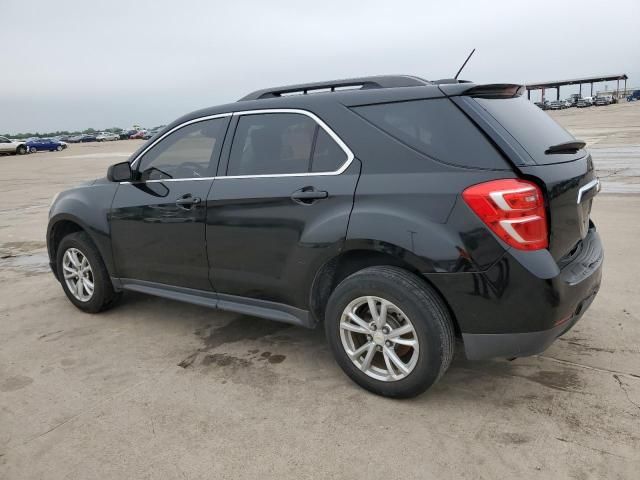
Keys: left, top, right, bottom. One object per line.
{"left": 57, "top": 232, "right": 120, "bottom": 313}
{"left": 30, "top": 147, "right": 37, "bottom": 153}
{"left": 56, "top": 145, "right": 63, "bottom": 151}
{"left": 325, "top": 266, "right": 455, "bottom": 398}
{"left": 16, "top": 145, "right": 27, "bottom": 155}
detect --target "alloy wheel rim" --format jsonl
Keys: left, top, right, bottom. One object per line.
{"left": 339, "top": 296, "right": 419, "bottom": 381}
{"left": 62, "top": 248, "right": 94, "bottom": 302}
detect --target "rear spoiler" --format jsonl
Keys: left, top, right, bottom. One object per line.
{"left": 438, "top": 83, "right": 525, "bottom": 99}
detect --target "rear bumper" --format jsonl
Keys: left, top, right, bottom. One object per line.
{"left": 461, "top": 289, "right": 597, "bottom": 360}
{"left": 425, "top": 226, "right": 603, "bottom": 360}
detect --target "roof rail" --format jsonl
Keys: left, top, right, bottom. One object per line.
{"left": 238, "top": 75, "right": 431, "bottom": 101}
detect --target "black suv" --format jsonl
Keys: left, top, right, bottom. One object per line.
{"left": 47, "top": 76, "right": 603, "bottom": 398}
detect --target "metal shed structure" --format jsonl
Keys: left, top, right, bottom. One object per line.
{"left": 526, "top": 73, "right": 628, "bottom": 101}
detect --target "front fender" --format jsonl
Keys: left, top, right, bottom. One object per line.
{"left": 47, "top": 181, "right": 118, "bottom": 275}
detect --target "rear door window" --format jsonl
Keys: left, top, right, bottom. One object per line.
{"left": 227, "top": 112, "right": 349, "bottom": 176}
{"left": 352, "top": 98, "right": 506, "bottom": 169}
{"left": 473, "top": 97, "right": 583, "bottom": 165}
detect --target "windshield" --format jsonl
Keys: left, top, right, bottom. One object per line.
{"left": 474, "top": 97, "right": 585, "bottom": 165}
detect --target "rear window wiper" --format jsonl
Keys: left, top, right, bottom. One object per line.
{"left": 545, "top": 140, "right": 586, "bottom": 154}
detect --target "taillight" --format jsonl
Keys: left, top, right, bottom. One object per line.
{"left": 462, "top": 179, "right": 548, "bottom": 250}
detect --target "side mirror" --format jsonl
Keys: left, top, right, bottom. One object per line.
{"left": 107, "top": 161, "right": 133, "bottom": 182}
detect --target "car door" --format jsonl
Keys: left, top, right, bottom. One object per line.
{"left": 110, "top": 114, "right": 231, "bottom": 290}
{"left": 206, "top": 110, "right": 360, "bottom": 309}
{"left": 0, "top": 137, "right": 11, "bottom": 153}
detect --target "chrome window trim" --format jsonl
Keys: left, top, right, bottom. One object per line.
{"left": 122, "top": 108, "right": 354, "bottom": 184}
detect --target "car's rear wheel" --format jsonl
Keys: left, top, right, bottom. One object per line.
{"left": 57, "top": 232, "right": 121, "bottom": 313}
{"left": 16, "top": 145, "right": 27, "bottom": 155}
{"left": 325, "top": 266, "right": 455, "bottom": 398}
{"left": 56, "top": 145, "right": 63, "bottom": 151}
{"left": 30, "top": 147, "right": 37, "bottom": 153}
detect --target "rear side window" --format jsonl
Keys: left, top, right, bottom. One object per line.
{"left": 473, "top": 97, "right": 581, "bottom": 165}
{"left": 353, "top": 98, "right": 506, "bottom": 169}
{"left": 227, "top": 113, "right": 348, "bottom": 176}
{"left": 310, "top": 128, "right": 347, "bottom": 172}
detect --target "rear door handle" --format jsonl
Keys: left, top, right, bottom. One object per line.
{"left": 291, "top": 188, "right": 328, "bottom": 204}
{"left": 175, "top": 194, "right": 201, "bottom": 209}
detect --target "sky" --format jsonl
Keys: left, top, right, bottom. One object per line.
{"left": 1, "top": 0, "right": 639, "bottom": 134}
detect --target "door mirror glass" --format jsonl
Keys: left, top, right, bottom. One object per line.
{"left": 107, "top": 161, "right": 132, "bottom": 182}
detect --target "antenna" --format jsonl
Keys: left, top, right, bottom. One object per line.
{"left": 454, "top": 48, "right": 476, "bottom": 80}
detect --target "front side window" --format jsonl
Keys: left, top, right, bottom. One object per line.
{"left": 0, "top": 137, "right": 10, "bottom": 143}
{"left": 137, "top": 117, "right": 227, "bottom": 181}
{"left": 227, "top": 113, "right": 347, "bottom": 176}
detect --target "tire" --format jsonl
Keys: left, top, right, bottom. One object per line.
{"left": 30, "top": 147, "right": 37, "bottom": 153}
{"left": 16, "top": 145, "right": 27, "bottom": 155}
{"left": 56, "top": 145, "right": 62, "bottom": 151}
{"left": 56, "top": 231, "right": 121, "bottom": 313}
{"left": 325, "top": 266, "right": 455, "bottom": 398}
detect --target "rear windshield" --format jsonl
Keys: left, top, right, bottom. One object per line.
{"left": 473, "top": 97, "right": 584, "bottom": 165}
{"left": 352, "top": 98, "right": 507, "bottom": 170}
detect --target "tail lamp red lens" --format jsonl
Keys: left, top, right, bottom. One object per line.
{"left": 462, "top": 179, "right": 548, "bottom": 250}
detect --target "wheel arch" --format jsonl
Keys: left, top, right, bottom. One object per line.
{"left": 308, "top": 242, "right": 461, "bottom": 336}
{"left": 47, "top": 214, "right": 113, "bottom": 279}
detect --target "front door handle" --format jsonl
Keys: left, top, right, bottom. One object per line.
{"left": 291, "top": 187, "right": 329, "bottom": 204}
{"left": 175, "top": 194, "right": 201, "bottom": 209}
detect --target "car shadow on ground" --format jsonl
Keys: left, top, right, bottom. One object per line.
{"left": 106, "top": 291, "right": 582, "bottom": 403}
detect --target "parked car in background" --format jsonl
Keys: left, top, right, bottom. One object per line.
{"left": 66, "top": 135, "right": 84, "bottom": 143}
{"left": 548, "top": 100, "right": 566, "bottom": 110}
{"left": 119, "top": 130, "right": 137, "bottom": 140}
{"left": 26, "top": 138, "right": 67, "bottom": 153}
{"left": 594, "top": 96, "right": 611, "bottom": 106}
{"left": 142, "top": 130, "right": 161, "bottom": 140}
{"left": 576, "top": 98, "right": 592, "bottom": 108}
{"left": 0, "top": 136, "right": 28, "bottom": 155}
{"left": 129, "top": 130, "right": 147, "bottom": 139}
{"left": 47, "top": 75, "right": 603, "bottom": 398}
{"left": 627, "top": 90, "right": 640, "bottom": 102}
{"left": 80, "top": 134, "right": 98, "bottom": 142}
{"left": 567, "top": 94, "right": 581, "bottom": 106}
{"left": 96, "top": 132, "right": 119, "bottom": 142}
